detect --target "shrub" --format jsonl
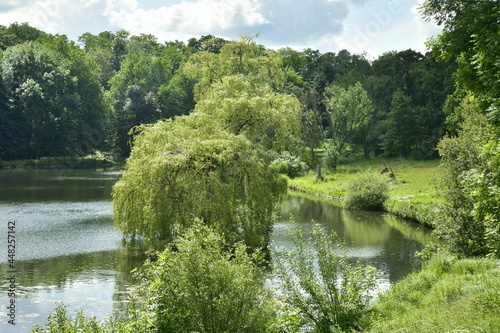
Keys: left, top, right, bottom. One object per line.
{"left": 343, "top": 174, "right": 389, "bottom": 211}
{"left": 323, "top": 146, "right": 339, "bottom": 170}
{"left": 435, "top": 99, "right": 492, "bottom": 257}
{"left": 270, "top": 151, "right": 308, "bottom": 178}
{"left": 30, "top": 302, "right": 123, "bottom": 332}
{"left": 275, "top": 223, "right": 381, "bottom": 332}
{"left": 140, "top": 222, "right": 274, "bottom": 333}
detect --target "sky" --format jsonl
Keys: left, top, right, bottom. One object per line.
{"left": 0, "top": 0, "right": 442, "bottom": 58}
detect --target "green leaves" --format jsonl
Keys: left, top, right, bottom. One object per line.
{"left": 113, "top": 37, "right": 301, "bottom": 250}
{"left": 421, "top": 0, "right": 500, "bottom": 118}
{"left": 0, "top": 41, "right": 110, "bottom": 159}
{"left": 193, "top": 74, "right": 301, "bottom": 152}
{"left": 436, "top": 95, "right": 494, "bottom": 256}
{"left": 324, "top": 82, "right": 374, "bottom": 169}
{"left": 140, "top": 223, "right": 273, "bottom": 333}
{"left": 343, "top": 173, "right": 389, "bottom": 211}
{"left": 275, "top": 223, "right": 381, "bottom": 332}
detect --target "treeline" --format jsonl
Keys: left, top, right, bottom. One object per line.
{"left": 0, "top": 22, "right": 456, "bottom": 162}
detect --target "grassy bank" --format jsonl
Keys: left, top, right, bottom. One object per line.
{"left": 367, "top": 254, "right": 500, "bottom": 332}
{"left": 288, "top": 158, "right": 441, "bottom": 227}
{"left": 0, "top": 154, "right": 122, "bottom": 169}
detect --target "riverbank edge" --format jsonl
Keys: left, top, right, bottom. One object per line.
{"left": 0, "top": 156, "right": 124, "bottom": 169}
{"left": 287, "top": 184, "right": 438, "bottom": 229}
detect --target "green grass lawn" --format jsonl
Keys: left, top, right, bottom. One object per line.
{"left": 367, "top": 254, "right": 500, "bottom": 332}
{"left": 288, "top": 158, "right": 442, "bottom": 227}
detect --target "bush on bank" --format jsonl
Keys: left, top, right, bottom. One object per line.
{"left": 342, "top": 173, "right": 389, "bottom": 211}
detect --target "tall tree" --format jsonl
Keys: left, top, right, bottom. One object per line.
{"left": 113, "top": 38, "right": 301, "bottom": 249}
{"left": 300, "top": 88, "right": 325, "bottom": 169}
{"left": 421, "top": 0, "right": 500, "bottom": 119}
{"left": 436, "top": 96, "right": 492, "bottom": 256}
{"left": 113, "top": 118, "right": 287, "bottom": 249}
{"left": 422, "top": 0, "right": 500, "bottom": 257}
{"left": 0, "top": 23, "right": 46, "bottom": 50}
{"left": 78, "top": 30, "right": 130, "bottom": 88}
{"left": 108, "top": 52, "right": 180, "bottom": 156}
{"left": 324, "top": 82, "right": 373, "bottom": 169}
{"left": 1, "top": 40, "right": 110, "bottom": 159}
{"left": 380, "top": 90, "right": 425, "bottom": 157}
{"left": 184, "top": 36, "right": 285, "bottom": 99}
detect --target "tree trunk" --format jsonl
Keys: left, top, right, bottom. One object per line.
{"left": 362, "top": 133, "right": 370, "bottom": 160}
{"left": 316, "top": 163, "right": 324, "bottom": 181}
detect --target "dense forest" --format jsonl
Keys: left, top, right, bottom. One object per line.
{"left": 0, "top": 22, "right": 456, "bottom": 162}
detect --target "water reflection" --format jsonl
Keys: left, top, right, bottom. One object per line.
{"left": 0, "top": 168, "right": 133, "bottom": 332}
{"left": 0, "top": 249, "right": 142, "bottom": 332}
{"left": 277, "top": 194, "right": 431, "bottom": 285}
{"left": 0, "top": 168, "right": 120, "bottom": 203}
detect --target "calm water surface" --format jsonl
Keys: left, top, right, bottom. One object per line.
{"left": 0, "top": 168, "right": 431, "bottom": 332}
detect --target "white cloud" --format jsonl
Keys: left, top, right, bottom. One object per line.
{"left": 0, "top": 0, "right": 441, "bottom": 58}
{"left": 0, "top": 0, "right": 113, "bottom": 37}
{"left": 105, "top": 0, "right": 270, "bottom": 41}
{"left": 411, "top": 0, "right": 441, "bottom": 40}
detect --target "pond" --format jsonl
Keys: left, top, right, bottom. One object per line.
{"left": 0, "top": 168, "right": 431, "bottom": 332}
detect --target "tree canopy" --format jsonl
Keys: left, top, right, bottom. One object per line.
{"left": 0, "top": 23, "right": 457, "bottom": 162}
{"left": 112, "top": 37, "right": 300, "bottom": 249}
{"left": 421, "top": 0, "right": 500, "bottom": 257}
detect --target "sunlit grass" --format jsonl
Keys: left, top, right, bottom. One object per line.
{"left": 288, "top": 158, "right": 442, "bottom": 226}
{"left": 367, "top": 254, "right": 500, "bottom": 332}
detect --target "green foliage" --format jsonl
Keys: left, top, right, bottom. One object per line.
{"left": 192, "top": 74, "right": 301, "bottom": 152}
{"left": 343, "top": 174, "right": 389, "bottom": 211}
{"left": 113, "top": 37, "right": 301, "bottom": 250}
{"left": 30, "top": 302, "right": 123, "bottom": 333}
{"left": 368, "top": 50, "right": 454, "bottom": 157}
{"left": 113, "top": 117, "right": 287, "bottom": 249}
{"left": 322, "top": 146, "right": 339, "bottom": 170}
{"left": 368, "top": 254, "right": 500, "bottom": 332}
{"left": 275, "top": 223, "right": 381, "bottom": 332}
{"left": 0, "top": 39, "right": 111, "bottom": 160}
{"left": 324, "top": 82, "right": 373, "bottom": 169}
{"left": 270, "top": 151, "right": 308, "bottom": 178}
{"left": 184, "top": 36, "right": 285, "bottom": 99}
{"left": 470, "top": 140, "right": 500, "bottom": 258}
{"left": 107, "top": 52, "right": 181, "bottom": 156}
{"left": 156, "top": 71, "right": 196, "bottom": 118}
{"left": 380, "top": 90, "right": 424, "bottom": 158}
{"left": 421, "top": 0, "right": 500, "bottom": 258}
{"left": 140, "top": 223, "right": 274, "bottom": 333}
{"left": 421, "top": 0, "right": 500, "bottom": 119}
{"left": 436, "top": 96, "right": 493, "bottom": 256}
{"left": 301, "top": 100, "right": 325, "bottom": 168}
{"left": 0, "top": 23, "right": 46, "bottom": 50}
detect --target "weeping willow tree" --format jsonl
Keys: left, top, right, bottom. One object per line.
{"left": 113, "top": 118, "right": 287, "bottom": 249}
{"left": 113, "top": 37, "right": 301, "bottom": 249}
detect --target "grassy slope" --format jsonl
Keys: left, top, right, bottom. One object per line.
{"left": 367, "top": 254, "right": 500, "bottom": 332}
{"left": 288, "top": 158, "right": 441, "bottom": 227}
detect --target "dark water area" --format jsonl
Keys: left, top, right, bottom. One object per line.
{"left": 0, "top": 168, "right": 430, "bottom": 332}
